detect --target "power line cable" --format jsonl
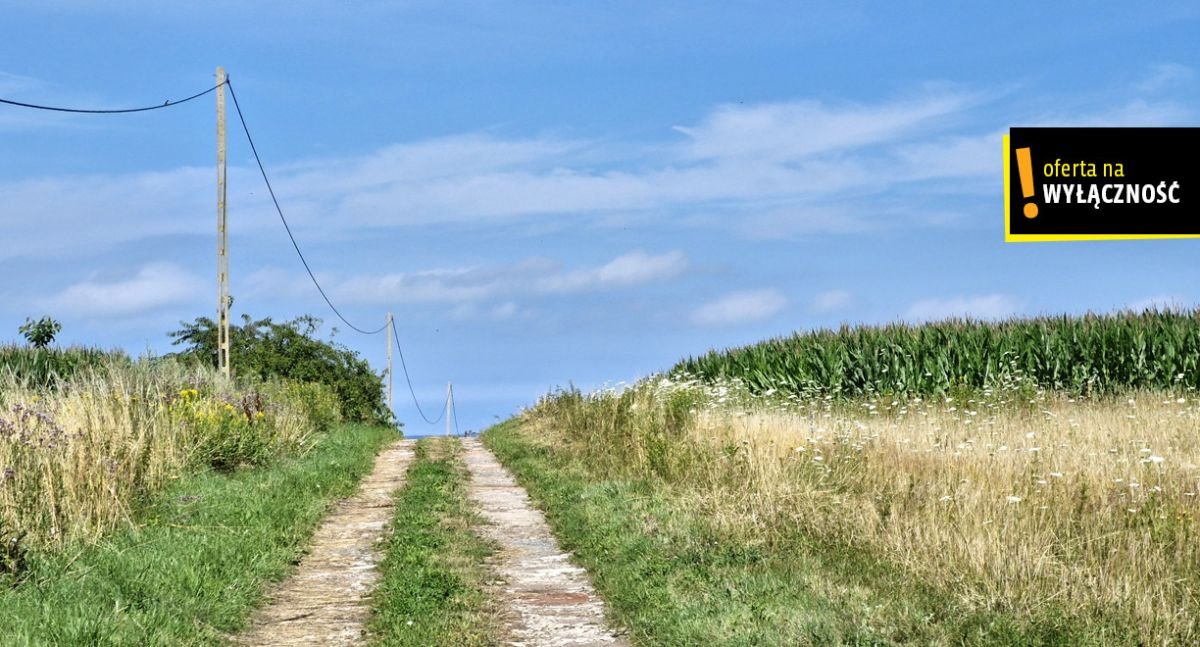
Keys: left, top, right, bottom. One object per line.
{"left": 0, "top": 81, "right": 225, "bottom": 114}
{"left": 391, "top": 317, "right": 448, "bottom": 425}
{"left": 229, "top": 79, "right": 454, "bottom": 425}
{"left": 226, "top": 78, "right": 388, "bottom": 336}
{"left": 451, "top": 386, "right": 462, "bottom": 436}
{"left": 4, "top": 74, "right": 457, "bottom": 422}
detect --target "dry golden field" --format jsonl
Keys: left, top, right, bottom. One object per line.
{"left": 530, "top": 378, "right": 1200, "bottom": 642}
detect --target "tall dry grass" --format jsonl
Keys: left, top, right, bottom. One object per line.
{"left": 528, "top": 377, "right": 1200, "bottom": 642}
{"left": 0, "top": 361, "right": 339, "bottom": 548}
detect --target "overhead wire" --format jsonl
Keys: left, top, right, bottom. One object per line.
{"left": 229, "top": 78, "right": 455, "bottom": 428}
{"left": 3, "top": 73, "right": 459, "bottom": 427}
{"left": 391, "top": 317, "right": 448, "bottom": 426}
{"left": 225, "top": 78, "right": 389, "bottom": 336}
{"left": 0, "top": 81, "right": 225, "bottom": 114}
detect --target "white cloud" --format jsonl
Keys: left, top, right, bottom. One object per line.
{"left": 0, "top": 71, "right": 39, "bottom": 94}
{"left": 0, "top": 71, "right": 78, "bottom": 131}
{"left": 1135, "top": 63, "right": 1194, "bottom": 93}
{"left": 674, "top": 93, "right": 972, "bottom": 162}
{"left": 281, "top": 135, "right": 585, "bottom": 194}
{"left": 736, "top": 206, "right": 877, "bottom": 239}
{"left": 490, "top": 301, "right": 519, "bottom": 320}
{"left": 537, "top": 250, "right": 687, "bottom": 293}
{"left": 811, "top": 289, "right": 853, "bottom": 313}
{"left": 279, "top": 91, "right": 996, "bottom": 231}
{"left": 1100, "top": 100, "right": 1194, "bottom": 126}
{"left": 1126, "top": 295, "right": 1189, "bottom": 312}
{"left": 335, "top": 265, "right": 518, "bottom": 304}
{"left": 1033, "top": 99, "right": 1194, "bottom": 128}
{"left": 0, "top": 165, "right": 277, "bottom": 262}
{"left": 37, "top": 263, "right": 205, "bottom": 316}
{"left": 448, "top": 301, "right": 528, "bottom": 322}
{"left": 7, "top": 86, "right": 1170, "bottom": 264}
{"left": 691, "top": 289, "right": 787, "bottom": 327}
{"left": 904, "top": 294, "right": 1022, "bottom": 322}
{"left": 891, "top": 132, "right": 1002, "bottom": 181}
{"left": 250, "top": 250, "right": 690, "bottom": 306}
{"left": 0, "top": 88, "right": 995, "bottom": 263}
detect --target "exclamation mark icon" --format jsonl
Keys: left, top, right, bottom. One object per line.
{"left": 1015, "top": 147, "right": 1038, "bottom": 218}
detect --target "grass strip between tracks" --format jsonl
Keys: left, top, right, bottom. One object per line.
{"left": 368, "top": 437, "right": 501, "bottom": 646}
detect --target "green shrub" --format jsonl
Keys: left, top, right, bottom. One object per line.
{"left": 167, "top": 314, "right": 391, "bottom": 426}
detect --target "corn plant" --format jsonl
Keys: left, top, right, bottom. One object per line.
{"left": 674, "top": 309, "right": 1200, "bottom": 398}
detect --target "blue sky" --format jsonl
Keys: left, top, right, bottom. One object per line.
{"left": 2, "top": 2, "right": 1199, "bottom": 434}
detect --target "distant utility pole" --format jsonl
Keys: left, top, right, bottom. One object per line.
{"left": 445, "top": 382, "right": 454, "bottom": 436}
{"left": 386, "top": 312, "right": 394, "bottom": 413}
{"left": 216, "top": 66, "right": 230, "bottom": 379}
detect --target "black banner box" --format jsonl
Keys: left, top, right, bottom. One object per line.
{"left": 1005, "top": 127, "right": 1199, "bottom": 241}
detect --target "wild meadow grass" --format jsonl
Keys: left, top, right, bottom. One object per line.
{"left": 519, "top": 375, "right": 1200, "bottom": 644}
{"left": 0, "top": 360, "right": 341, "bottom": 551}
{"left": 0, "top": 344, "right": 389, "bottom": 644}
{"left": 0, "top": 423, "right": 395, "bottom": 646}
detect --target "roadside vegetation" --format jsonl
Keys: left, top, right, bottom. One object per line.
{"left": 369, "top": 437, "right": 501, "bottom": 646}
{"left": 168, "top": 313, "right": 393, "bottom": 426}
{"left": 488, "top": 310, "right": 1200, "bottom": 645}
{"left": 0, "top": 313, "right": 400, "bottom": 643}
{"left": 1, "top": 357, "right": 344, "bottom": 550}
{"left": 0, "top": 423, "right": 394, "bottom": 645}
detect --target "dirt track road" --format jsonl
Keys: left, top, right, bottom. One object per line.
{"left": 463, "top": 438, "right": 629, "bottom": 647}
{"left": 235, "top": 439, "right": 415, "bottom": 646}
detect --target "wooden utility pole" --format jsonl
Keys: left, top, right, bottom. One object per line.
{"left": 216, "top": 67, "right": 230, "bottom": 379}
{"left": 386, "top": 312, "right": 394, "bottom": 414}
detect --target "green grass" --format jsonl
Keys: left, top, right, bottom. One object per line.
{"left": 675, "top": 309, "right": 1200, "bottom": 399}
{"left": 0, "top": 423, "right": 396, "bottom": 646}
{"left": 369, "top": 437, "right": 500, "bottom": 646}
{"left": 484, "top": 420, "right": 1122, "bottom": 646}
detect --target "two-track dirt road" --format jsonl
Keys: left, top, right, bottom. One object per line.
{"left": 236, "top": 437, "right": 626, "bottom": 646}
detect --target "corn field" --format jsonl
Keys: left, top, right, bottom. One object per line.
{"left": 0, "top": 345, "right": 126, "bottom": 390}
{"left": 674, "top": 309, "right": 1200, "bottom": 398}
